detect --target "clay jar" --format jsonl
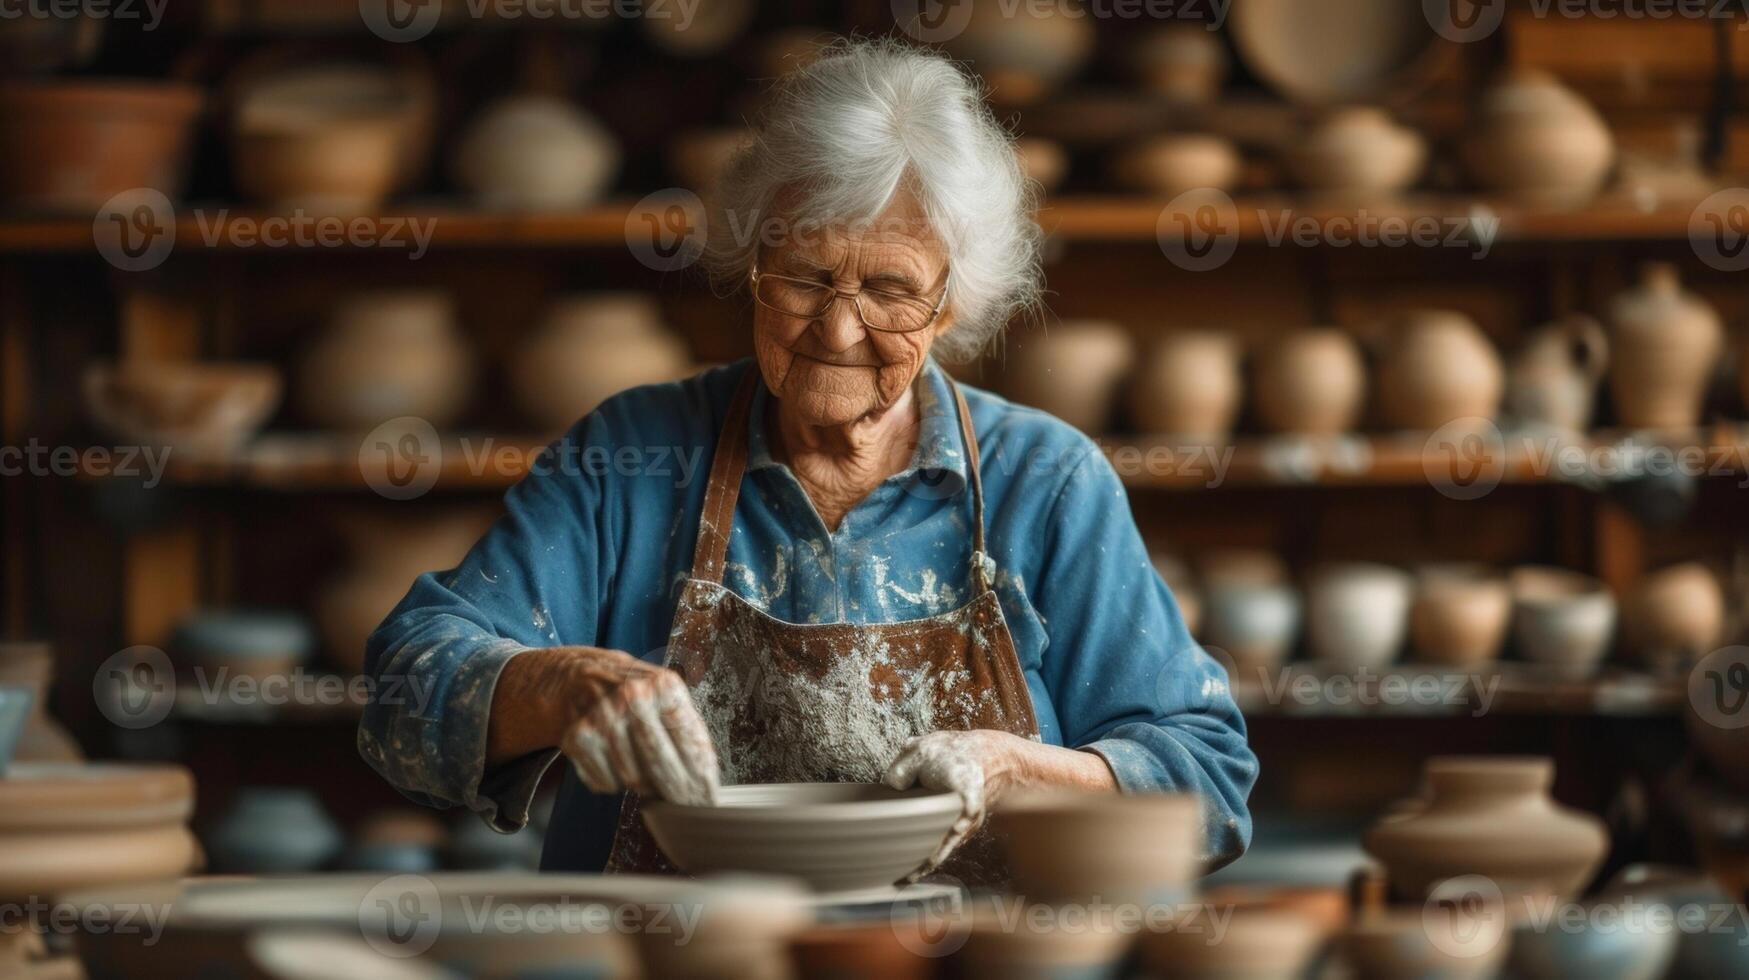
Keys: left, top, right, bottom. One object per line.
{"left": 0, "top": 763, "right": 198, "bottom": 900}
{"left": 994, "top": 790, "right": 1202, "bottom": 907}
{"left": 0, "top": 81, "right": 202, "bottom": 212}
{"left": 1508, "top": 314, "right": 1609, "bottom": 433}
{"left": 1306, "top": 562, "right": 1414, "bottom": 670}
{"left": 1366, "top": 756, "right": 1608, "bottom": 902}
{"left": 510, "top": 294, "right": 693, "bottom": 433}
{"left": 1511, "top": 566, "right": 1617, "bottom": 678}
{"left": 1465, "top": 69, "right": 1615, "bottom": 209}
{"left": 1253, "top": 327, "right": 1366, "bottom": 436}
{"left": 1606, "top": 263, "right": 1723, "bottom": 431}
{"left": 1624, "top": 562, "right": 1723, "bottom": 673}
{"left": 300, "top": 290, "right": 472, "bottom": 431}
{"left": 1130, "top": 331, "right": 1242, "bottom": 440}
{"left": 1128, "top": 23, "right": 1228, "bottom": 104}
{"left": 206, "top": 787, "right": 342, "bottom": 873}
{"left": 1003, "top": 320, "right": 1134, "bottom": 434}
{"left": 1376, "top": 310, "right": 1503, "bottom": 431}
{"left": 942, "top": 4, "right": 1094, "bottom": 106}
{"left": 1409, "top": 565, "right": 1512, "bottom": 668}
{"left": 1112, "top": 134, "right": 1241, "bottom": 197}
{"left": 1286, "top": 107, "right": 1426, "bottom": 199}
{"left": 0, "top": 643, "right": 83, "bottom": 763}
{"left": 454, "top": 95, "right": 620, "bottom": 211}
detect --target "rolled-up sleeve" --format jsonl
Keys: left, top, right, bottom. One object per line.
{"left": 357, "top": 416, "right": 615, "bottom": 832}
{"left": 1032, "top": 446, "right": 1257, "bottom": 868}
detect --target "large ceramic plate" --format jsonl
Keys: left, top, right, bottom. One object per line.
{"left": 644, "top": 783, "right": 962, "bottom": 893}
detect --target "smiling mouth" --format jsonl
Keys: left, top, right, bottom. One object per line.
{"left": 793, "top": 351, "right": 881, "bottom": 369}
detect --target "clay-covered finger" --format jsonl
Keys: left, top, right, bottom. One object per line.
{"left": 564, "top": 722, "right": 620, "bottom": 795}
{"left": 882, "top": 737, "right": 926, "bottom": 790}
{"left": 652, "top": 674, "right": 722, "bottom": 801}
{"left": 595, "top": 701, "right": 648, "bottom": 795}
{"left": 628, "top": 695, "right": 710, "bottom": 805}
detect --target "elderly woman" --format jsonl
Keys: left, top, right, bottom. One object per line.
{"left": 360, "top": 39, "right": 1254, "bottom": 881}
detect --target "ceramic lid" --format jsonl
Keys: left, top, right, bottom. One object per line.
{"left": 0, "top": 763, "right": 195, "bottom": 830}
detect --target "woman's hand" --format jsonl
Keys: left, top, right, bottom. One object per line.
{"left": 883, "top": 730, "right": 1119, "bottom": 874}
{"left": 488, "top": 647, "right": 720, "bottom": 806}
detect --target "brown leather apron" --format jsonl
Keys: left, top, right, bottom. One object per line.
{"left": 604, "top": 369, "right": 1040, "bottom": 886}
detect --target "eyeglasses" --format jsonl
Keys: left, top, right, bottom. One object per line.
{"left": 749, "top": 262, "right": 951, "bottom": 334}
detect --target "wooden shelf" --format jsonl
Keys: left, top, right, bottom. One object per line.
{"left": 0, "top": 195, "right": 1712, "bottom": 255}
{"left": 73, "top": 425, "right": 1749, "bottom": 493}
{"left": 1235, "top": 665, "right": 1685, "bottom": 719}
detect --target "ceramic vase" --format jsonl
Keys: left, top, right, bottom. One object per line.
{"left": 0, "top": 643, "right": 83, "bottom": 763}
{"left": 994, "top": 790, "right": 1203, "bottom": 907}
{"left": 1129, "top": 23, "right": 1228, "bottom": 104}
{"left": 1409, "top": 565, "right": 1512, "bottom": 668}
{"left": 1364, "top": 755, "right": 1608, "bottom": 901}
{"left": 207, "top": 787, "right": 342, "bottom": 873}
{"left": 1606, "top": 263, "right": 1723, "bottom": 431}
{"left": 1508, "top": 314, "right": 1609, "bottom": 433}
{"left": 1203, "top": 581, "right": 1302, "bottom": 679}
{"left": 510, "top": 294, "right": 693, "bottom": 432}
{"left": 1003, "top": 320, "right": 1134, "bottom": 434}
{"left": 1253, "top": 328, "right": 1366, "bottom": 436}
{"left": 454, "top": 94, "right": 619, "bottom": 211}
{"left": 1465, "top": 69, "right": 1615, "bottom": 209}
{"left": 942, "top": 4, "right": 1095, "bottom": 106}
{"left": 1306, "top": 562, "right": 1414, "bottom": 670}
{"left": 1624, "top": 562, "right": 1723, "bottom": 673}
{"left": 1377, "top": 310, "right": 1503, "bottom": 431}
{"left": 300, "top": 290, "right": 471, "bottom": 432}
{"left": 233, "top": 120, "right": 401, "bottom": 216}
{"left": 1130, "top": 331, "right": 1242, "bottom": 440}
{"left": 1113, "top": 134, "right": 1241, "bottom": 197}
{"left": 1287, "top": 107, "right": 1426, "bottom": 199}
{"left": 1511, "top": 566, "right": 1617, "bottom": 678}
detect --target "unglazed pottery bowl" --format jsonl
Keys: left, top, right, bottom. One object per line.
{"left": 1306, "top": 562, "right": 1414, "bottom": 670}
{"left": 1343, "top": 909, "right": 1509, "bottom": 979}
{"left": 994, "top": 789, "right": 1202, "bottom": 906}
{"left": 643, "top": 783, "right": 961, "bottom": 892}
{"left": 1140, "top": 905, "right": 1327, "bottom": 980}
{"left": 955, "top": 895, "right": 1136, "bottom": 980}
{"left": 83, "top": 362, "right": 282, "bottom": 457}
{"left": 1511, "top": 566, "right": 1617, "bottom": 678}
{"left": 1506, "top": 902, "right": 1679, "bottom": 980}
{"left": 1202, "top": 581, "right": 1302, "bottom": 679}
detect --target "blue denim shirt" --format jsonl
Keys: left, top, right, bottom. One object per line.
{"left": 359, "top": 358, "right": 1255, "bottom": 870}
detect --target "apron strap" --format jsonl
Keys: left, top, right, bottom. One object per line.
{"left": 689, "top": 364, "right": 991, "bottom": 594}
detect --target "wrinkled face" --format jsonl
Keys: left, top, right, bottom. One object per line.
{"left": 752, "top": 190, "right": 953, "bottom": 428}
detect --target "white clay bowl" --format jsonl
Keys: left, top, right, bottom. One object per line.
{"left": 643, "top": 783, "right": 962, "bottom": 893}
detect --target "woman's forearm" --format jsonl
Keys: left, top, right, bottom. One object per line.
{"left": 486, "top": 645, "right": 635, "bottom": 766}
{"left": 1011, "top": 740, "right": 1120, "bottom": 794}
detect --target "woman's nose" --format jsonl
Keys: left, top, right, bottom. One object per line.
{"left": 811, "top": 294, "right": 868, "bottom": 353}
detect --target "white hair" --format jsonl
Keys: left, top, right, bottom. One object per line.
{"left": 704, "top": 37, "right": 1044, "bottom": 363}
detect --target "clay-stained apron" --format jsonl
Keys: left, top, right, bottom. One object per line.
{"left": 604, "top": 368, "right": 1040, "bottom": 886}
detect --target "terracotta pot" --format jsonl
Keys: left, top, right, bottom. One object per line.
{"left": 1203, "top": 582, "right": 1302, "bottom": 678}
{"left": 299, "top": 290, "right": 471, "bottom": 431}
{"left": 207, "top": 787, "right": 341, "bottom": 874}
{"left": 0, "top": 644, "right": 82, "bottom": 763}
{"left": 1465, "top": 69, "right": 1615, "bottom": 208}
{"left": 1253, "top": 327, "right": 1366, "bottom": 436}
{"left": 790, "top": 923, "right": 933, "bottom": 980}
{"left": 1306, "top": 562, "right": 1414, "bottom": 670}
{"left": 1015, "top": 137, "right": 1069, "bottom": 194}
{"left": 0, "top": 763, "right": 198, "bottom": 901}
{"left": 1129, "top": 23, "right": 1228, "bottom": 104}
{"left": 1230, "top": 0, "right": 1453, "bottom": 105}
{"left": 1511, "top": 566, "right": 1617, "bottom": 678}
{"left": 454, "top": 95, "right": 619, "bottom": 211}
{"left": 994, "top": 789, "right": 1202, "bottom": 907}
{"left": 1606, "top": 263, "right": 1723, "bottom": 431}
{"left": 1112, "top": 134, "right": 1241, "bottom": 197}
{"left": 956, "top": 897, "right": 1135, "bottom": 980}
{"left": 1624, "top": 562, "right": 1723, "bottom": 673}
{"left": 233, "top": 118, "right": 402, "bottom": 215}
{"left": 942, "top": 4, "right": 1095, "bottom": 106}
{"left": 315, "top": 511, "right": 491, "bottom": 675}
{"left": 1002, "top": 320, "right": 1134, "bottom": 434}
{"left": 1343, "top": 909, "right": 1509, "bottom": 980}
{"left": 1508, "top": 314, "right": 1609, "bottom": 433}
{"left": 1409, "top": 565, "right": 1511, "bottom": 668}
{"left": 510, "top": 294, "right": 693, "bottom": 432}
{"left": 1376, "top": 310, "right": 1503, "bottom": 431}
{"left": 0, "top": 81, "right": 202, "bottom": 212}
{"left": 83, "top": 362, "right": 282, "bottom": 457}
{"left": 1152, "top": 554, "right": 1202, "bottom": 637}
{"left": 1130, "top": 331, "right": 1242, "bottom": 439}
{"left": 1364, "top": 755, "right": 1608, "bottom": 901}
{"left": 1287, "top": 107, "right": 1426, "bottom": 198}
{"left": 1140, "top": 905, "right": 1326, "bottom": 980}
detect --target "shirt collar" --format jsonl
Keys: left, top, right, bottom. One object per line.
{"left": 745, "top": 358, "right": 969, "bottom": 494}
